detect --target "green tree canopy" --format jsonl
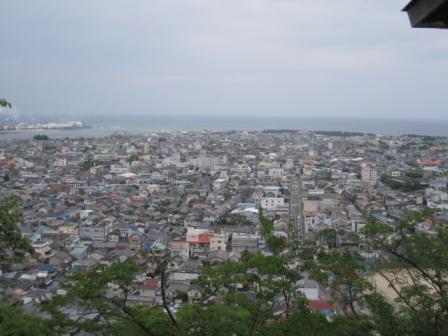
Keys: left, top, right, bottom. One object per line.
{"left": 0, "top": 197, "right": 33, "bottom": 269}
{"left": 0, "top": 99, "right": 12, "bottom": 108}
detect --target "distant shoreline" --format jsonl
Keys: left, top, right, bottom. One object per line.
{"left": 0, "top": 117, "right": 447, "bottom": 140}
{"left": 0, "top": 126, "right": 91, "bottom": 133}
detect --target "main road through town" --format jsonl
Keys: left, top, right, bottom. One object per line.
{"left": 289, "top": 170, "right": 305, "bottom": 243}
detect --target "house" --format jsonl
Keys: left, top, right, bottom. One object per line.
{"left": 298, "top": 279, "right": 320, "bottom": 300}
{"left": 169, "top": 273, "right": 199, "bottom": 288}
{"left": 170, "top": 241, "right": 190, "bottom": 260}
{"left": 210, "top": 232, "right": 226, "bottom": 251}
{"left": 31, "top": 240, "right": 55, "bottom": 261}
{"left": 48, "top": 251, "right": 73, "bottom": 267}
{"left": 213, "top": 177, "right": 227, "bottom": 190}
{"left": 69, "top": 246, "right": 88, "bottom": 260}
{"left": 128, "top": 233, "right": 143, "bottom": 251}
{"left": 187, "top": 287, "right": 202, "bottom": 304}
{"left": 309, "top": 300, "right": 335, "bottom": 317}
{"left": 80, "top": 223, "right": 109, "bottom": 241}
{"left": 140, "top": 279, "right": 160, "bottom": 298}
{"left": 186, "top": 228, "right": 212, "bottom": 247}
{"left": 230, "top": 233, "right": 259, "bottom": 253}
{"left": 143, "top": 241, "right": 167, "bottom": 258}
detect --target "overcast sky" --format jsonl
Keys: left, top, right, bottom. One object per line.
{"left": 1, "top": 0, "right": 447, "bottom": 120}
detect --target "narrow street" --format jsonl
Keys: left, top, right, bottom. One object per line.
{"left": 289, "top": 170, "right": 305, "bottom": 243}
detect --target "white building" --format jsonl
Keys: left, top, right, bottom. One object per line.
{"left": 210, "top": 232, "right": 226, "bottom": 251}
{"left": 298, "top": 279, "right": 320, "bottom": 300}
{"left": 80, "top": 220, "right": 113, "bottom": 241}
{"left": 32, "top": 240, "right": 55, "bottom": 260}
{"left": 261, "top": 197, "right": 286, "bottom": 209}
{"left": 196, "top": 151, "right": 226, "bottom": 169}
{"left": 213, "top": 177, "right": 227, "bottom": 190}
{"left": 426, "top": 179, "right": 448, "bottom": 202}
{"left": 53, "top": 158, "right": 68, "bottom": 167}
{"left": 361, "top": 163, "right": 378, "bottom": 186}
{"left": 268, "top": 168, "right": 284, "bottom": 179}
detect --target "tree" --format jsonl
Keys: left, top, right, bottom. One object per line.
{"left": 313, "top": 250, "right": 372, "bottom": 318}
{"left": 79, "top": 159, "right": 93, "bottom": 171}
{"left": 33, "top": 135, "right": 49, "bottom": 141}
{"left": 260, "top": 309, "right": 371, "bottom": 336}
{"left": 361, "top": 210, "right": 448, "bottom": 335}
{"left": 0, "top": 99, "right": 12, "bottom": 108}
{"left": 318, "top": 228, "right": 338, "bottom": 248}
{"left": 364, "top": 293, "right": 409, "bottom": 336}
{"left": 2, "top": 205, "right": 448, "bottom": 335}
{"left": 44, "top": 261, "right": 176, "bottom": 336}
{"left": 0, "top": 300, "right": 57, "bottom": 336}
{"left": 0, "top": 197, "right": 33, "bottom": 270}
{"left": 128, "top": 153, "right": 140, "bottom": 163}
{"left": 0, "top": 194, "right": 46, "bottom": 336}
{"left": 378, "top": 140, "right": 390, "bottom": 151}
{"left": 177, "top": 304, "right": 251, "bottom": 336}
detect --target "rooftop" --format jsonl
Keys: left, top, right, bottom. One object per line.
{"left": 403, "top": 0, "right": 448, "bottom": 28}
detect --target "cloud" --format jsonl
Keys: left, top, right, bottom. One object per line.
{"left": 0, "top": 0, "right": 447, "bottom": 119}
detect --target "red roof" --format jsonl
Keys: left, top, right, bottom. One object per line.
{"left": 187, "top": 232, "right": 212, "bottom": 244}
{"left": 0, "top": 160, "right": 14, "bottom": 167}
{"left": 421, "top": 160, "right": 442, "bottom": 167}
{"left": 309, "top": 300, "right": 334, "bottom": 311}
{"left": 142, "top": 279, "right": 160, "bottom": 290}
{"left": 209, "top": 296, "right": 224, "bottom": 305}
{"left": 346, "top": 304, "right": 354, "bottom": 315}
{"left": 272, "top": 302, "right": 288, "bottom": 314}
{"left": 304, "top": 211, "right": 318, "bottom": 217}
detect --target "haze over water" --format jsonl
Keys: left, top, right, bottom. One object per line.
{"left": 0, "top": 116, "right": 447, "bottom": 141}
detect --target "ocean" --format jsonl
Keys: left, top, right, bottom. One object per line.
{"left": 0, "top": 116, "right": 447, "bottom": 140}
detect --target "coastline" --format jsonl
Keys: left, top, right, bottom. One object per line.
{"left": 0, "top": 126, "right": 91, "bottom": 133}
{"left": 0, "top": 117, "right": 447, "bottom": 140}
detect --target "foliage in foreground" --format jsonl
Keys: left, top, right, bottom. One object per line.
{"left": 0, "top": 197, "right": 34, "bottom": 269}
{"left": 0, "top": 99, "right": 12, "bottom": 108}
{"left": 0, "top": 206, "right": 447, "bottom": 335}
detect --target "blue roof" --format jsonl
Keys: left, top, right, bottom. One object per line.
{"left": 143, "top": 242, "right": 166, "bottom": 251}
{"left": 21, "top": 223, "right": 30, "bottom": 230}
{"left": 38, "top": 263, "right": 56, "bottom": 272}
{"left": 321, "top": 309, "right": 336, "bottom": 317}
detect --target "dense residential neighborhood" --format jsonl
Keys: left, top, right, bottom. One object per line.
{"left": 0, "top": 129, "right": 447, "bottom": 334}
{"left": 1, "top": 0, "right": 447, "bottom": 334}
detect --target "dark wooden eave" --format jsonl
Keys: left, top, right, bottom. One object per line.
{"left": 403, "top": 0, "right": 448, "bottom": 28}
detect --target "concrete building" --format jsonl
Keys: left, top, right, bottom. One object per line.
{"left": 196, "top": 151, "right": 226, "bottom": 169}
{"left": 361, "top": 163, "right": 378, "bottom": 187}
{"left": 80, "top": 222, "right": 113, "bottom": 241}
{"left": 210, "top": 232, "right": 226, "bottom": 251}
{"left": 261, "top": 197, "right": 286, "bottom": 209}
{"left": 231, "top": 233, "right": 259, "bottom": 253}
{"left": 186, "top": 228, "right": 212, "bottom": 246}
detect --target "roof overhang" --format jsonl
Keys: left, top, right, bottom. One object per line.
{"left": 403, "top": 0, "right": 448, "bottom": 28}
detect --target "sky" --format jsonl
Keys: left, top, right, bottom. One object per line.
{"left": 1, "top": 0, "right": 448, "bottom": 121}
